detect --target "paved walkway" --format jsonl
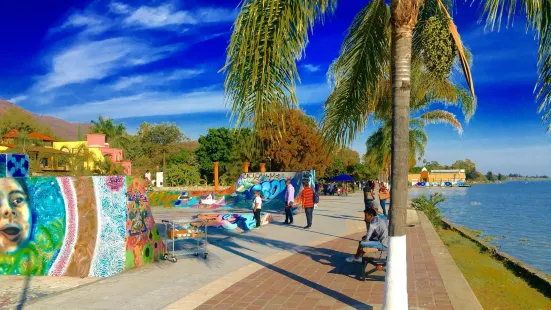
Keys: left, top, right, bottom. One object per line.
{"left": 7, "top": 193, "right": 481, "bottom": 309}
{"left": 168, "top": 225, "right": 451, "bottom": 310}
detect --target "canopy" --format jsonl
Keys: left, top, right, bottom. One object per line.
{"left": 331, "top": 174, "right": 355, "bottom": 182}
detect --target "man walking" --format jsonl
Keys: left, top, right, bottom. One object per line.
{"left": 284, "top": 179, "right": 295, "bottom": 224}
{"left": 298, "top": 182, "right": 315, "bottom": 229}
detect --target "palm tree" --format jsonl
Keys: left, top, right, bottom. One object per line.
{"left": 221, "top": 0, "right": 549, "bottom": 307}
{"left": 364, "top": 61, "right": 475, "bottom": 179}
{"left": 90, "top": 116, "right": 126, "bottom": 142}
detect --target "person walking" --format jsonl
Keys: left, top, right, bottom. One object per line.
{"left": 284, "top": 180, "right": 295, "bottom": 224}
{"left": 363, "top": 181, "right": 375, "bottom": 209}
{"left": 298, "top": 183, "right": 315, "bottom": 229}
{"left": 379, "top": 182, "right": 390, "bottom": 216}
{"left": 253, "top": 191, "right": 262, "bottom": 228}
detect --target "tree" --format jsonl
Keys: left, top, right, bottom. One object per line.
{"left": 90, "top": 116, "right": 126, "bottom": 142}
{"left": 486, "top": 171, "right": 495, "bottom": 182}
{"left": 257, "top": 108, "right": 333, "bottom": 176}
{"left": 195, "top": 127, "right": 238, "bottom": 182}
{"left": 137, "top": 122, "right": 186, "bottom": 169}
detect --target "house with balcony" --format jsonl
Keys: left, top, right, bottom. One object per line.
{"left": 0, "top": 129, "right": 71, "bottom": 172}
{"left": 52, "top": 133, "right": 131, "bottom": 175}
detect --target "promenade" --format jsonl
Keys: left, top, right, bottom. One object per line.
{"left": 6, "top": 193, "right": 481, "bottom": 310}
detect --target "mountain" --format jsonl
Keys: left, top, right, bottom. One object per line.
{"left": 0, "top": 99, "right": 91, "bottom": 141}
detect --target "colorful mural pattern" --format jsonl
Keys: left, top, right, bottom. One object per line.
{"left": 0, "top": 176, "right": 164, "bottom": 277}
{"left": 148, "top": 171, "right": 315, "bottom": 212}
{"left": 0, "top": 153, "right": 29, "bottom": 178}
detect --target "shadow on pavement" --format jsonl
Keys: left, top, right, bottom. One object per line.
{"left": 215, "top": 237, "right": 375, "bottom": 309}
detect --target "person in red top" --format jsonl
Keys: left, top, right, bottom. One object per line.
{"left": 298, "top": 183, "right": 315, "bottom": 229}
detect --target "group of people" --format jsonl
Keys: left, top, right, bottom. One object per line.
{"left": 322, "top": 182, "right": 355, "bottom": 196}
{"left": 362, "top": 179, "right": 390, "bottom": 216}
{"left": 252, "top": 178, "right": 389, "bottom": 265}
{"left": 253, "top": 180, "right": 318, "bottom": 229}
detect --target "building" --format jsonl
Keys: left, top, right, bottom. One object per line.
{"left": 0, "top": 129, "right": 131, "bottom": 175}
{"left": 52, "top": 133, "right": 131, "bottom": 175}
{"left": 408, "top": 167, "right": 466, "bottom": 185}
{"left": 0, "top": 129, "right": 71, "bottom": 172}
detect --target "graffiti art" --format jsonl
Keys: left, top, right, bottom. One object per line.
{"left": 0, "top": 175, "right": 164, "bottom": 277}
{"left": 147, "top": 170, "right": 315, "bottom": 212}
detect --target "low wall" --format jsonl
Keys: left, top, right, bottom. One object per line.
{"left": 0, "top": 176, "right": 164, "bottom": 278}
{"left": 441, "top": 218, "right": 551, "bottom": 296}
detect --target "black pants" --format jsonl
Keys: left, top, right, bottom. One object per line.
{"left": 285, "top": 207, "right": 294, "bottom": 223}
{"left": 305, "top": 207, "right": 313, "bottom": 227}
{"left": 254, "top": 209, "right": 261, "bottom": 227}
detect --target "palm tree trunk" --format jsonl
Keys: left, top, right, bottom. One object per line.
{"left": 385, "top": 2, "right": 419, "bottom": 308}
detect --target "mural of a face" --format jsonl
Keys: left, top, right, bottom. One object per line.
{"left": 0, "top": 178, "right": 31, "bottom": 254}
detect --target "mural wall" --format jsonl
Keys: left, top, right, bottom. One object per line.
{"left": 0, "top": 176, "right": 163, "bottom": 277}
{"left": 0, "top": 154, "right": 29, "bottom": 178}
{"left": 149, "top": 170, "right": 315, "bottom": 212}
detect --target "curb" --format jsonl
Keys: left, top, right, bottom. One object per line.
{"left": 417, "top": 211, "right": 484, "bottom": 310}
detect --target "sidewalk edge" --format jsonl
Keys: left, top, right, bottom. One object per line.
{"left": 417, "top": 211, "right": 483, "bottom": 310}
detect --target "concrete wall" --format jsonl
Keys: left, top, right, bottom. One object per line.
{"left": 0, "top": 176, "right": 163, "bottom": 277}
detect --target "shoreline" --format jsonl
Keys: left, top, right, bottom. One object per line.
{"left": 441, "top": 218, "right": 551, "bottom": 295}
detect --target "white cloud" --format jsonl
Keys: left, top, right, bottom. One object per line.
{"left": 53, "top": 91, "right": 226, "bottom": 120}
{"left": 296, "top": 83, "right": 332, "bottom": 105}
{"left": 36, "top": 38, "right": 185, "bottom": 91}
{"left": 112, "top": 69, "right": 204, "bottom": 90}
{"left": 6, "top": 95, "right": 28, "bottom": 104}
{"left": 303, "top": 64, "right": 321, "bottom": 72}
{"left": 109, "top": 2, "right": 130, "bottom": 14}
{"left": 124, "top": 5, "right": 236, "bottom": 28}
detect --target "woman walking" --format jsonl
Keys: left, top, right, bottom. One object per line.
{"left": 379, "top": 182, "right": 390, "bottom": 216}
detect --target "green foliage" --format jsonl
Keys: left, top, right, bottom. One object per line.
{"left": 411, "top": 193, "right": 445, "bottom": 227}
{"left": 164, "top": 164, "right": 201, "bottom": 187}
{"left": 486, "top": 171, "right": 495, "bottom": 182}
{"left": 421, "top": 16, "right": 455, "bottom": 79}
{"left": 90, "top": 116, "right": 126, "bottom": 142}
{"left": 195, "top": 128, "right": 239, "bottom": 182}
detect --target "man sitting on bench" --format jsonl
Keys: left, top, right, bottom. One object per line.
{"left": 346, "top": 208, "right": 389, "bottom": 263}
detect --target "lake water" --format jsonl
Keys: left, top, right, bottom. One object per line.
{"left": 408, "top": 180, "right": 551, "bottom": 275}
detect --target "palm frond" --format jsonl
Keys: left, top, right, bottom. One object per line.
{"left": 437, "top": 0, "right": 475, "bottom": 97}
{"left": 321, "top": 0, "right": 390, "bottom": 146}
{"left": 419, "top": 109, "right": 463, "bottom": 134}
{"left": 221, "top": 0, "right": 336, "bottom": 129}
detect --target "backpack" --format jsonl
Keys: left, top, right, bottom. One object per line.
{"left": 313, "top": 189, "right": 319, "bottom": 204}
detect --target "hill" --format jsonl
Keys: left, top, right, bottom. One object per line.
{"left": 0, "top": 99, "right": 90, "bottom": 140}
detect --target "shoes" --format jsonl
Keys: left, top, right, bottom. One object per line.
{"left": 346, "top": 256, "right": 362, "bottom": 263}
{"left": 289, "top": 222, "right": 293, "bottom": 224}
{"left": 304, "top": 226, "right": 311, "bottom": 229}
{"left": 284, "top": 222, "right": 289, "bottom": 224}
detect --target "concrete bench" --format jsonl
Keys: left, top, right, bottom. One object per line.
{"left": 357, "top": 249, "right": 388, "bottom": 281}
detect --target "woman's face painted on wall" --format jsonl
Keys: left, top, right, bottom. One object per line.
{"left": 0, "top": 178, "right": 31, "bottom": 254}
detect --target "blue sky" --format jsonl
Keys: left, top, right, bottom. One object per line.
{"left": 1, "top": 0, "right": 550, "bottom": 175}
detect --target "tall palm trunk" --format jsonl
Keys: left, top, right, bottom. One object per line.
{"left": 385, "top": 1, "right": 419, "bottom": 309}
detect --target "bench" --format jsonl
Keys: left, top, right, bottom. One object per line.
{"left": 357, "top": 249, "right": 388, "bottom": 281}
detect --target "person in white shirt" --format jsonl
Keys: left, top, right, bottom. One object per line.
{"left": 145, "top": 170, "right": 151, "bottom": 182}
{"left": 253, "top": 191, "right": 263, "bottom": 228}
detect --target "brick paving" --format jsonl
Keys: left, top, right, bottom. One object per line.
{"left": 194, "top": 225, "right": 452, "bottom": 310}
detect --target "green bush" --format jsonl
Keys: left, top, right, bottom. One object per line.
{"left": 411, "top": 193, "right": 445, "bottom": 227}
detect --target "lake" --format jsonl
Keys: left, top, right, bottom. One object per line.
{"left": 409, "top": 180, "right": 551, "bottom": 275}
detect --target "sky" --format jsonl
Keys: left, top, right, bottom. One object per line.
{"left": 0, "top": 0, "right": 550, "bottom": 176}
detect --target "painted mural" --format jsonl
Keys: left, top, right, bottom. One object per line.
{"left": 0, "top": 153, "right": 29, "bottom": 178}
{"left": 149, "top": 170, "right": 315, "bottom": 212}
{"left": 0, "top": 176, "right": 163, "bottom": 277}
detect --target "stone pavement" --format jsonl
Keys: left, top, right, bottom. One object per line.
{"left": 4, "top": 193, "right": 481, "bottom": 309}
{"left": 169, "top": 224, "right": 452, "bottom": 310}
